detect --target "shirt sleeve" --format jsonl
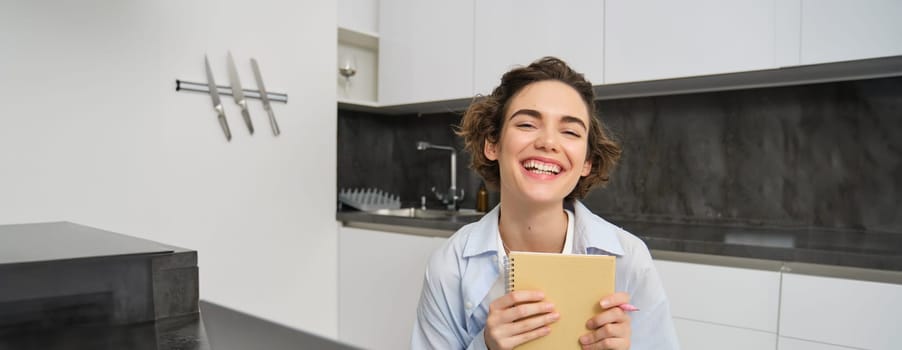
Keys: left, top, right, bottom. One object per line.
{"left": 466, "top": 329, "right": 489, "bottom": 350}
{"left": 628, "top": 252, "right": 681, "bottom": 350}
{"left": 411, "top": 264, "right": 473, "bottom": 349}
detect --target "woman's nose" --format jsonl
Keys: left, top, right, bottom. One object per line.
{"left": 534, "top": 129, "right": 559, "bottom": 152}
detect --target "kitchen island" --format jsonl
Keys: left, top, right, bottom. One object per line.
{"left": 0, "top": 222, "right": 358, "bottom": 350}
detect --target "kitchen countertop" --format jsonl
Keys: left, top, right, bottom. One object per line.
{"left": 336, "top": 210, "right": 902, "bottom": 276}
{"left": 0, "top": 221, "right": 177, "bottom": 265}
{"left": 0, "top": 301, "right": 359, "bottom": 350}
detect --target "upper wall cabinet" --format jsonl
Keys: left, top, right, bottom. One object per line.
{"left": 604, "top": 0, "right": 778, "bottom": 84}
{"left": 378, "top": 0, "right": 474, "bottom": 105}
{"left": 799, "top": 0, "right": 902, "bottom": 65}
{"left": 473, "top": 0, "right": 605, "bottom": 96}
{"left": 364, "top": 0, "right": 901, "bottom": 110}
{"left": 338, "top": 0, "right": 379, "bottom": 35}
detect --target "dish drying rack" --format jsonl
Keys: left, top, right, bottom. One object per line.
{"left": 339, "top": 188, "right": 401, "bottom": 211}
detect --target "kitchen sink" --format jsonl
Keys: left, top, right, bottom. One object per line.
{"left": 724, "top": 231, "right": 795, "bottom": 249}
{"left": 369, "top": 207, "right": 484, "bottom": 220}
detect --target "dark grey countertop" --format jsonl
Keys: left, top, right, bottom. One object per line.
{"left": 0, "top": 301, "right": 359, "bottom": 350}
{"left": 336, "top": 211, "right": 902, "bottom": 273}
{"left": 0, "top": 222, "right": 178, "bottom": 265}
{"left": 0, "top": 311, "right": 209, "bottom": 350}
{"left": 0, "top": 222, "right": 358, "bottom": 349}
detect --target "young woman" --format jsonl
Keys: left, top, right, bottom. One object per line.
{"left": 411, "top": 57, "right": 678, "bottom": 350}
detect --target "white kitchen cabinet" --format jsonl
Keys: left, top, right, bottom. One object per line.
{"left": 655, "top": 259, "right": 781, "bottom": 332}
{"left": 473, "top": 0, "right": 605, "bottom": 96}
{"left": 337, "top": 0, "right": 380, "bottom": 105}
{"left": 604, "top": 0, "right": 778, "bottom": 84}
{"left": 338, "top": 0, "right": 379, "bottom": 35}
{"left": 338, "top": 39, "right": 379, "bottom": 103}
{"left": 338, "top": 226, "right": 447, "bottom": 350}
{"left": 378, "top": 0, "right": 474, "bottom": 105}
{"left": 778, "top": 337, "right": 857, "bottom": 350}
{"left": 779, "top": 273, "right": 902, "bottom": 350}
{"left": 674, "top": 317, "right": 777, "bottom": 350}
{"left": 799, "top": 0, "right": 902, "bottom": 65}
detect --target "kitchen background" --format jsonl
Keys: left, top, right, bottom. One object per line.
{"left": 2, "top": 0, "right": 901, "bottom": 349}
{"left": 338, "top": 76, "right": 902, "bottom": 232}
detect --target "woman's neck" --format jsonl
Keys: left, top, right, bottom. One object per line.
{"left": 498, "top": 196, "right": 568, "bottom": 254}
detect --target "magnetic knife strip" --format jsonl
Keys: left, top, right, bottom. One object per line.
{"left": 175, "top": 80, "right": 288, "bottom": 103}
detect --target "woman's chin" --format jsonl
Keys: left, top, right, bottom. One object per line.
{"left": 518, "top": 190, "right": 570, "bottom": 205}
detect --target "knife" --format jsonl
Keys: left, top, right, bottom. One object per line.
{"left": 227, "top": 51, "right": 254, "bottom": 134}
{"left": 250, "top": 58, "right": 281, "bottom": 136}
{"left": 204, "top": 55, "right": 231, "bottom": 141}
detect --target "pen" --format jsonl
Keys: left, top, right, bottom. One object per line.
{"left": 618, "top": 303, "right": 639, "bottom": 312}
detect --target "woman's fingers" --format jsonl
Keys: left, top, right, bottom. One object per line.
{"left": 485, "top": 291, "right": 559, "bottom": 350}
{"left": 585, "top": 306, "right": 627, "bottom": 330}
{"left": 489, "top": 290, "right": 545, "bottom": 311}
{"left": 503, "top": 309, "right": 560, "bottom": 335}
{"left": 579, "top": 292, "right": 633, "bottom": 350}
{"left": 505, "top": 324, "right": 552, "bottom": 349}
{"left": 598, "top": 292, "right": 631, "bottom": 309}
{"left": 489, "top": 310, "right": 559, "bottom": 344}
{"left": 581, "top": 336, "right": 630, "bottom": 350}
{"left": 580, "top": 322, "right": 629, "bottom": 344}
{"left": 501, "top": 299, "right": 555, "bottom": 323}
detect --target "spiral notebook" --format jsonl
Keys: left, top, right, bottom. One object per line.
{"left": 507, "top": 251, "right": 616, "bottom": 350}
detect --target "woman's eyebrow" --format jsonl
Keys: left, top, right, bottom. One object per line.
{"left": 508, "top": 108, "right": 542, "bottom": 120}
{"left": 509, "top": 109, "right": 588, "bottom": 130}
{"left": 561, "top": 116, "right": 587, "bottom": 131}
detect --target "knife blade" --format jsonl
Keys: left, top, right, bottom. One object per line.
{"left": 204, "top": 55, "right": 231, "bottom": 141}
{"left": 227, "top": 51, "right": 254, "bottom": 135}
{"left": 250, "top": 58, "right": 281, "bottom": 136}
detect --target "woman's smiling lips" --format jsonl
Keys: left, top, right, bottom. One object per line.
{"left": 520, "top": 157, "right": 565, "bottom": 180}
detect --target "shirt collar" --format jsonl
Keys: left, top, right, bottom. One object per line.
{"left": 572, "top": 201, "right": 624, "bottom": 256}
{"left": 462, "top": 205, "right": 501, "bottom": 258}
{"left": 462, "top": 201, "right": 625, "bottom": 258}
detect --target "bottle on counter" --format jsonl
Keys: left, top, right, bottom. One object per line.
{"left": 476, "top": 182, "right": 489, "bottom": 213}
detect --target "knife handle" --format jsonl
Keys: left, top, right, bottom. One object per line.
{"left": 266, "top": 109, "right": 280, "bottom": 136}
{"left": 240, "top": 108, "right": 254, "bottom": 135}
{"left": 218, "top": 113, "right": 232, "bottom": 141}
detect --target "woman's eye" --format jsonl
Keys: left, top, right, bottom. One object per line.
{"left": 516, "top": 123, "right": 535, "bottom": 129}
{"left": 563, "top": 130, "right": 581, "bottom": 137}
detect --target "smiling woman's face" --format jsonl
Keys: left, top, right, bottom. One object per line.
{"left": 484, "top": 80, "right": 592, "bottom": 206}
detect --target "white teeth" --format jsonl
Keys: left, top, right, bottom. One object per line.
{"left": 522, "top": 160, "right": 561, "bottom": 174}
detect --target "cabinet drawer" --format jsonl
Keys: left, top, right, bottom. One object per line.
{"left": 674, "top": 317, "right": 776, "bottom": 350}
{"left": 655, "top": 260, "right": 780, "bottom": 332}
{"left": 339, "top": 226, "right": 448, "bottom": 350}
{"left": 780, "top": 273, "right": 902, "bottom": 350}
{"left": 778, "top": 336, "right": 856, "bottom": 350}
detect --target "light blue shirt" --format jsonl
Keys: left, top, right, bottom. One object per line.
{"left": 411, "top": 201, "right": 680, "bottom": 350}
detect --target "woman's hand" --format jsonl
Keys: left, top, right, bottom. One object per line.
{"left": 579, "top": 292, "right": 632, "bottom": 350}
{"left": 484, "top": 290, "right": 559, "bottom": 350}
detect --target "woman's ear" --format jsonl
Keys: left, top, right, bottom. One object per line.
{"left": 581, "top": 159, "right": 592, "bottom": 177}
{"left": 484, "top": 139, "right": 498, "bottom": 161}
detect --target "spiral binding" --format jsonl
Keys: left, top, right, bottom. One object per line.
{"left": 504, "top": 254, "right": 515, "bottom": 294}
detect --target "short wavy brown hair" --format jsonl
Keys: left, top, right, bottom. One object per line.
{"left": 457, "top": 57, "right": 622, "bottom": 199}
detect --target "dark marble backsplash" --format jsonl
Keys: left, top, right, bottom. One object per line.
{"left": 337, "top": 110, "right": 486, "bottom": 210}
{"left": 337, "top": 76, "right": 902, "bottom": 233}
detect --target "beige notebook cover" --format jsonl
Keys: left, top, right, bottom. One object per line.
{"left": 507, "top": 251, "right": 616, "bottom": 350}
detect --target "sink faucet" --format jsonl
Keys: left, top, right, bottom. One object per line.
{"left": 417, "top": 141, "right": 465, "bottom": 210}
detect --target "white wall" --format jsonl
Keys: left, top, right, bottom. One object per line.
{"left": 0, "top": 0, "right": 339, "bottom": 338}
